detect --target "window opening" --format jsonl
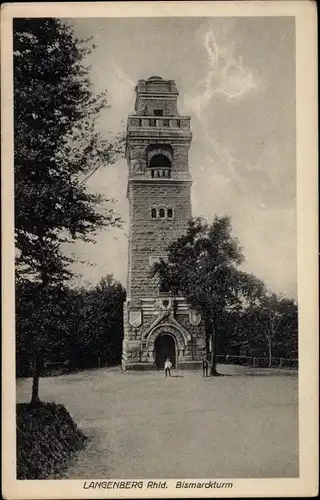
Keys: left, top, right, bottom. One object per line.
{"left": 167, "top": 208, "right": 173, "bottom": 219}
{"left": 159, "top": 208, "right": 165, "bottom": 218}
{"left": 151, "top": 208, "right": 157, "bottom": 219}
{"left": 154, "top": 109, "right": 163, "bottom": 116}
{"left": 149, "top": 154, "right": 171, "bottom": 169}
{"left": 159, "top": 279, "right": 170, "bottom": 293}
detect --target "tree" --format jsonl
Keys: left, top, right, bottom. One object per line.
{"left": 233, "top": 293, "right": 298, "bottom": 367}
{"left": 16, "top": 276, "right": 126, "bottom": 377}
{"left": 153, "top": 216, "right": 265, "bottom": 375}
{"left": 14, "top": 18, "right": 124, "bottom": 403}
{"left": 16, "top": 279, "right": 72, "bottom": 379}
{"left": 66, "top": 276, "right": 126, "bottom": 370}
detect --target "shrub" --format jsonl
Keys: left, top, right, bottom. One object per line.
{"left": 17, "top": 402, "right": 87, "bottom": 479}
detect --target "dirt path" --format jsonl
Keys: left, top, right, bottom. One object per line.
{"left": 16, "top": 365, "right": 298, "bottom": 478}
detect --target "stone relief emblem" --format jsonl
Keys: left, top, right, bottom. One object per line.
{"left": 189, "top": 309, "right": 201, "bottom": 326}
{"left": 136, "top": 103, "right": 148, "bottom": 115}
{"left": 129, "top": 310, "right": 143, "bottom": 328}
{"left": 156, "top": 298, "right": 173, "bottom": 311}
{"left": 131, "top": 159, "right": 144, "bottom": 173}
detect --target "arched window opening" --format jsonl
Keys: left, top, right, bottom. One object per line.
{"left": 149, "top": 154, "right": 171, "bottom": 179}
{"left": 159, "top": 279, "right": 171, "bottom": 294}
{"left": 159, "top": 208, "right": 165, "bottom": 218}
{"left": 151, "top": 208, "right": 157, "bottom": 219}
{"left": 167, "top": 208, "right": 173, "bottom": 219}
{"left": 149, "top": 154, "right": 171, "bottom": 169}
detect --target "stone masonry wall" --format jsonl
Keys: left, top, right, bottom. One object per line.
{"left": 128, "top": 181, "right": 191, "bottom": 299}
{"left": 123, "top": 307, "right": 206, "bottom": 368}
{"left": 138, "top": 97, "right": 178, "bottom": 117}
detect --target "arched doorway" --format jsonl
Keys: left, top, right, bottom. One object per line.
{"left": 155, "top": 334, "right": 176, "bottom": 369}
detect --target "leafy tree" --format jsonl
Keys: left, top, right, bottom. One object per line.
{"left": 67, "top": 275, "right": 126, "bottom": 369}
{"left": 16, "top": 276, "right": 126, "bottom": 378}
{"left": 14, "top": 18, "right": 124, "bottom": 403}
{"left": 16, "top": 280, "right": 72, "bottom": 378}
{"left": 16, "top": 280, "right": 38, "bottom": 378}
{"left": 153, "top": 216, "right": 265, "bottom": 375}
{"left": 232, "top": 293, "right": 298, "bottom": 366}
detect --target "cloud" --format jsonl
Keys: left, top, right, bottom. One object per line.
{"left": 185, "top": 27, "right": 263, "bottom": 119}
{"left": 109, "top": 58, "right": 135, "bottom": 110}
{"left": 193, "top": 129, "right": 295, "bottom": 212}
{"left": 103, "top": 59, "right": 135, "bottom": 134}
{"left": 87, "top": 55, "right": 135, "bottom": 137}
{"left": 191, "top": 128, "right": 246, "bottom": 198}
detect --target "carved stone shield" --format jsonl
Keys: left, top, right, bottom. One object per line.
{"left": 129, "top": 310, "right": 142, "bottom": 328}
{"left": 189, "top": 309, "right": 201, "bottom": 326}
{"left": 156, "top": 297, "right": 173, "bottom": 312}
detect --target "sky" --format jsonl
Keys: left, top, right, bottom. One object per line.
{"left": 64, "top": 16, "right": 296, "bottom": 298}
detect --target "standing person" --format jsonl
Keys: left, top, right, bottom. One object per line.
{"left": 202, "top": 357, "right": 209, "bottom": 377}
{"left": 164, "top": 357, "right": 172, "bottom": 377}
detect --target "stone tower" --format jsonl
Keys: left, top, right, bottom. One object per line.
{"left": 122, "top": 76, "right": 206, "bottom": 370}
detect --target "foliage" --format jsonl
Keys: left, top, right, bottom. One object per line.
{"left": 14, "top": 18, "right": 123, "bottom": 284}
{"left": 228, "top": 293, "right": 298, "bottom": 366}
{"left": 16, "top": 279, "right": 71, "bottom": 377}
{"left": 152, "top": 216, "right": 267, "bottom": 374}
{"left": 66, "top": 275, "right": 126, "bottom": 370}
{"left": 154, "top": 216, "right": 265, "bottom": 314}
{"left": 17, "top": 402, "right": 86, "bottom": 479}
{"left": 14, "top": 18, "right": 124, "bottom": 401}
{"left": 153, "top": 216, "right": 298, "bottom": 370}
{"left": 16, "top": 276, "right": 126, "bottom": 377}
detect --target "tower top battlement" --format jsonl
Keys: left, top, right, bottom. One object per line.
{"left": 134, "top": 77, "right": 179, "bottom": 116}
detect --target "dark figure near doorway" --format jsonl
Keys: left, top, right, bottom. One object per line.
{"left": 202, "top": 358, "right": 209, "bottom": 377}
{"left": 164, "top": 358, "right": 172, "bottom": 377}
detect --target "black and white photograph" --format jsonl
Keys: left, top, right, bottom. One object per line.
{"left": 1, "top": 2, "right": 318, "bottom": 499}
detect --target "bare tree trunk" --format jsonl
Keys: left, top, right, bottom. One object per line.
{"left": 31, "top": 352, "right": 42, "bottom": 405}
{"left": 30, "top": 266, "right": 48, "bottom": 405}
{"left": 268, "top": 344, "right": 272, "bottom": 368}
{"left": 209, "top": 321, "right": 220, "bottom": 376}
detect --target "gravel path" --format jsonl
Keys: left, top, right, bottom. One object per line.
{"left": 16, "top": 365, "right": 298, "bottom": 479}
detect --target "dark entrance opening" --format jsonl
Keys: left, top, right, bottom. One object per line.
{"left": 155, "top": 334, "right": 176, "bottom": 369}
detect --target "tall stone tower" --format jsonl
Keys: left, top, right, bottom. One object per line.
{"left": 122, "top": 76, "right": 206, "bottom": 370}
